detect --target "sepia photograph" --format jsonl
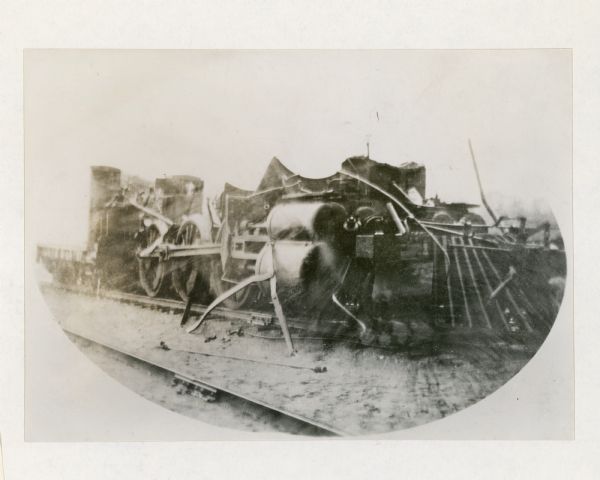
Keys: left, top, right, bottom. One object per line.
{"left": 25, "top": 49, "right": 572, "bottom": 438}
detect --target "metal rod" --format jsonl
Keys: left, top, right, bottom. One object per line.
{"left": 451, "top": 237, "right": 473, "bottom": 328}
{"left": 442, "top": 236, "right": 455, "bottom": 327}
{"left": 416, "top": 224, "right": 500, "bottom": 246}
{"left": 421, "top": 220, "right": 490, "bottom": 229}
{"left": 332, "top": 294, "right": 368, "bottom": 334}
{"left": 451, "top": 244, "right": 511, "bottom": 253}
{"left": 385, "top": 202, "right": 407, "bottom": 235}
{"left": 391, "top": 181, "right": 415, "bottom": 204}
{"left": 143, "top": 243, "right": 222, "bottom": 259}
{"left": 128, "top": 199, "right": 174, "bottom": 227}
{"left": 468, "top": 139, "right": 498, "bottom": 224}
{"left": 331, "top": 259, "right": 368, "bottom": 334}
{"left": 270, "top": 274, "right": 296, "bottom": 356}
{"left": 469, "top": 239, "right": 509, "bottom": 329}
{"left": 458, "top": 237, "right": 491, "bottom": 329}
{"left": 481, "top": 250, "right": 534, "bottom": 332}
{"left": 180, "top": 288, "right": 196, "bottom": 326}
{"left": 488, "top": 266, "right": 516, "bottom": 302}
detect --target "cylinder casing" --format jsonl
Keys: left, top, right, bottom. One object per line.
{"left": 255, "top": 200, "right": 349, "bottom": 305}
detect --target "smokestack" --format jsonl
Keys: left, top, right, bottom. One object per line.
{"left": 88, "top": 166, "right": 121, "bottom": 249}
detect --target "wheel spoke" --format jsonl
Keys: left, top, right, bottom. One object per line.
{"left": 138, "top": 225, "right": 164, "bottom": 297}
{"left": 186, "top": 269, "right": 198, "bottom": 292}
{"left": 172, "top": 221, "right": 206, "bottom": 302}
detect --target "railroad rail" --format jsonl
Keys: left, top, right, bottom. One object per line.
{"left": 41, "top": 281, "right": 391, "bottom": 347}
{"left": 40, "top": 280, "right": 543, "bottom": 350}
{"left": 40, "top": 281, "right": 275, "bottom": 326}
{"left": 62, "top": 326, "right": 345, "bottom": 436}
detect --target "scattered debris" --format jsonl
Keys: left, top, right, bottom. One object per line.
{"left": 364, "top": 403, "right": 381, "bottom": 414}
{"left": 227, "top": 327, "right": 244, "bottom": 337}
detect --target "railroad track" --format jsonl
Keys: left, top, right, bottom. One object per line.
{"left": 39, "top": 281, "right": 346, "bottom": 341}
{"left": 62, "top": 326, "right": 345, "bottom": 437}
{"left": 40, "top": 281, "right": 275, "bottom": 325}
{"left": 40, "top": 281, "right": 534, "bottom": 350}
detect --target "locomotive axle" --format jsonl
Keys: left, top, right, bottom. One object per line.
{"left": 138, "top": 242, "right": 221, "bottom": 260}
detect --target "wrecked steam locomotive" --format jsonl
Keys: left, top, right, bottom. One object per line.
{"left": 37, "top": 155, "right": 566, "bottom": 353}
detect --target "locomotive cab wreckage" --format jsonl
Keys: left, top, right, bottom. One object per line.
{"left": 38, "top": 152, "right": 567, "bottom": 356}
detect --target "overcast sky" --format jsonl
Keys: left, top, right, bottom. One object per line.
{"left": 25, "top": 50, "right": 571, "bottom": 245}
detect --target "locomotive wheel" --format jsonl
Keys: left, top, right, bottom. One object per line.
{"left": 171, "top": 221, "right": 211, "bottom": 303}
{"left": 459, "top": 212, "right": 485, "bottom": 225}
{"left": 431, "top": 211, "right": 454, "bottom": 224}
{"left": 138, "top": 225, "right": 165, "bottom": 297}
{"left": 209, "top": 258, "right": 252, "bottom": 309}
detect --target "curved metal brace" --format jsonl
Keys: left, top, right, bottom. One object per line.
{"left": 128, "top": 198, "right": 174, "bottom": 227}
{"left": 331, "top": 294, "right": 367, "bottom": 335}
{"left": 185, "top": 244, "right": 296, "bottom": 355}
{"left": 185, "top": 270, "right": 273, "bottom": 334}
{"left": 330, "top": 259, "right": 368, "bottom": 335}
{"left": 269, "top": 274, "right": 296, "bottom": 356}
